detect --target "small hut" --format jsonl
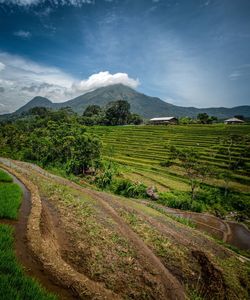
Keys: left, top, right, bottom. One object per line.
{"left": 149, "top": 117, "right": 178, "bottom": 125}
{"left": 224, "top": 117, "right": 245, "bottom": 124}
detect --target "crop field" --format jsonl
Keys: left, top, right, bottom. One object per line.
{"left": 0, "top": 169, "right": 56, "bottom": 300}
{"left": 87, "top": 124, "right": 250, "bottom": 194}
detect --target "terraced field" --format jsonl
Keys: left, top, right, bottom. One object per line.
{"left": 0, "top": 158, "right": 250, "bottom": 300}
{"left": 87, "top": 124, "right": 250, "bottom": 193}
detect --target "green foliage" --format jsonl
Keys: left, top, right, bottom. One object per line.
{"left": 79, "top": 100, "right": 143, "bottom": 126}
{"left": 128, "top": 113, "right": 143, "bottom": 125}
{"left": 158, "top": 191, "right": 204, "bottom": 212}
{"left": 216, "top": 134, "right": 250, "bottom": 196}
{"left": 168, "top": 145, "right": 210, "bottom": 199}
{"left": 0, "top": 224, "right": 56, "bottom": 300}
{"left": 179, "top": 116, "right": 196, "bottom": 125}
{"left": 83, "top": 105, "right": 102, "bottom": 117}
{"left": 105, "top": 100, "right": 131, "bottom": 125}
{"left": 0, "top": 108, "right": 102, "bottom": 175}
{"left": 0, "top": 183, "right": 22, "bottom": 219}
{"left": 197, "top": 113, "right": 217, "bottom": 124}
{"left": 0, "top": 169, "right": 13, "bottom": 182}
{"left": 111, "top": 178, "right": 148, "bottom": 198}
{"left": 95, "top": 164, "right": 115, "bottom": 189}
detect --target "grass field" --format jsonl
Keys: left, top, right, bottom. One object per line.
{"left": 0, "top": 225, "right": 56, "bottom": 300}
{"left": 86, "top": 124, "right": 250, "bottom": 217}
{"left": 0, "top": 169, "right": 13, "bottom": 182}
{"left": 87, "top": 124, "right": 250, "bottom": 191}
{"left": 0, "top": 183, "right": 22, "bottom": 219}
{"left": 0, "top": 169, "right": 56, "bottom": 300}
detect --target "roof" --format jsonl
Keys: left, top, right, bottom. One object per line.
{"left": 150, "top": 117, "right": 177, "bottom": 121}
{"left": 224, "top": 117, "right": 244, "bottom": 123}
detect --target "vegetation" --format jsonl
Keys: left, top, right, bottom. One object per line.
{"left": 81, "top": 100, "right": 143, "bottom": 126}
{"left": 0, "top": 169, "right": 12, "bottom": 182}
{"left": 0, "top": 169, "right": 56, "bottom": 299}
{"left": 0, "top": 107, "right": 101, "bottom": 175}
{"left": 0, "top": 182, "right": 22, "bottom": 219}
{"left": 0, "top": 225, "right": 56, "bottom": 300}
{"left": 1, "top": 108, "right": 250, "bottom": 220}
{"left": 86, "top": 124, "right": 250, "bottom": 218}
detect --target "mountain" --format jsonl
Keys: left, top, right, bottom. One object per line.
{"left": 2, "top": 84, "right": 250, "bottom": 119}
{"left": 15, "top": 96, "right": 55, "bottom": 115}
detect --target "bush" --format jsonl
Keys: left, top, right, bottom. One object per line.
{"left": 159, "top": 160, "right": 172, "bottom": 167}
{"left": 111, "top": 179, "right": 148, "bottom": 198}
{"left": 95, "top": 168, "right": 114, "bottom": 189}
{"left": 158, "top": 191, "right": 204, "bottom": 213}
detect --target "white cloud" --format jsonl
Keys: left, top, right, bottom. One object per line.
{"left": 14, "top": 30, "right": 31, "bottom": 39}
{"left": 73, "top": 71, "right": 139, "bottom": 93}
{"left": 0, "top": 62, "right": 5, "bottom": 71}
{"left": 0, "top": 0, "right": 94, "bottom": 6}
{"left": 0, "top": 52, "right": 139, "bottom": 114}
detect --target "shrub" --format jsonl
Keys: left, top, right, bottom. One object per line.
{"left": 158, "top": 191, "right": 204, "bottom": 212}
{"left": 159, "top": 160, "right": 172, "bottom": 167}
{"left": 111, "top": 179, "right": 148, "bottom": 198}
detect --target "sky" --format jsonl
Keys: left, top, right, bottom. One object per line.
{"left": 0, "top": 0, "right": 250, "bottom": 114}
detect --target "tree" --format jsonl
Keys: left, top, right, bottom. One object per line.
{"left": 197, "top": 113, "right": 209, "bottom": 124}
{"left": 105, "top": 100, "right": 130, "bottom": 125}
{"left": 207, "top": 116, "right": 217, "bottom": 124}
{"left": 179, "top": 116, "right": 194, "bottom": 125}
{"left": 234, "top": 115, "right": 244, "bottom": 120}
{"left": 128, "top": 113, "right": 143, "bottom": 125}
{"left": 83, "top": 105, "right": 102, "bottom": 117}
{"left": 66, "top": 133, "right": 101, "bottom": 175}
{"left": 216, "top": 134, "right": 250, "bottom": 196}
{"left": 168, "top": 146, "right": 209, "bottom": 199}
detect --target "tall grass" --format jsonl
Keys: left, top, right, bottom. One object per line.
{"left": 0, "top": 183, "right": 22, "bottom": 219}
{"left": 0, "top": 224, "right": 57, "bottom": 300}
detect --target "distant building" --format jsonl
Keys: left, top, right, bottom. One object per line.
{"left": 150, "top": 117, "right": 178, "bottom": 125}
{"left": 224, "top": 117, "right": 245, "bottom": 124}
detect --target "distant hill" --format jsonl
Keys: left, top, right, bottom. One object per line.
{"left": 2, "top": 84, "right": 250, "bottom": 119}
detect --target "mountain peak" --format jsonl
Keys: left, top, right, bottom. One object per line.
{"left": 15, "top": 96, "right": 53, "bottom": 114}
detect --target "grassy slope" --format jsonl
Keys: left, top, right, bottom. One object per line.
{"left": 23, "top": 165, "right": 250, "bottom": 299}
{"left": 87, "top": 124, "right": 250, "bottom": 193}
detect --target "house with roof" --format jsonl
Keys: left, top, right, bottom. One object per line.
{"left": 150, "top": 117, "right": 178, "bottom": 125}
{"left": 224, "top": 117, "right": 245, "bottom": 124}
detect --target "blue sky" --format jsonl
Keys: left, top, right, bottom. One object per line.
{"left": 0, "top": 0, "right": 250, "bottom": 113}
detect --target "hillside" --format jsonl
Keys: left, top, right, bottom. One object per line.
{"left": 2, "top": 84, "right": 250, "bottom": 119}
{"left": 1, "top": 158, "right": 249, "bottom": 299}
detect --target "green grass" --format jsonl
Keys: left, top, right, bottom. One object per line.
{"left": 0, "top": 224, "right": 57, "bottom": 300}
{"left": 0, "top": 182, "right": 22, "bottom": 219}
{"left": 0, "top": 169, "right": 13, "bottom": 182}
{"left": 85, "top": 125, "right": 250, "bottom": 215}
{"left": 87, "top": 124, "right": 250, "bottom": 191}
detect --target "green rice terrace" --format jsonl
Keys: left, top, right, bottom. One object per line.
{"left": 0, "top": 169, "right": 56, "bottom": 300}
{"left": 87, "top": 124, "right": 250, "bottom": 218}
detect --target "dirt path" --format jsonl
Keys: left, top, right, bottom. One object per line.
{"left": 0, "top": 159, "right": 186, "bottom": 300}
